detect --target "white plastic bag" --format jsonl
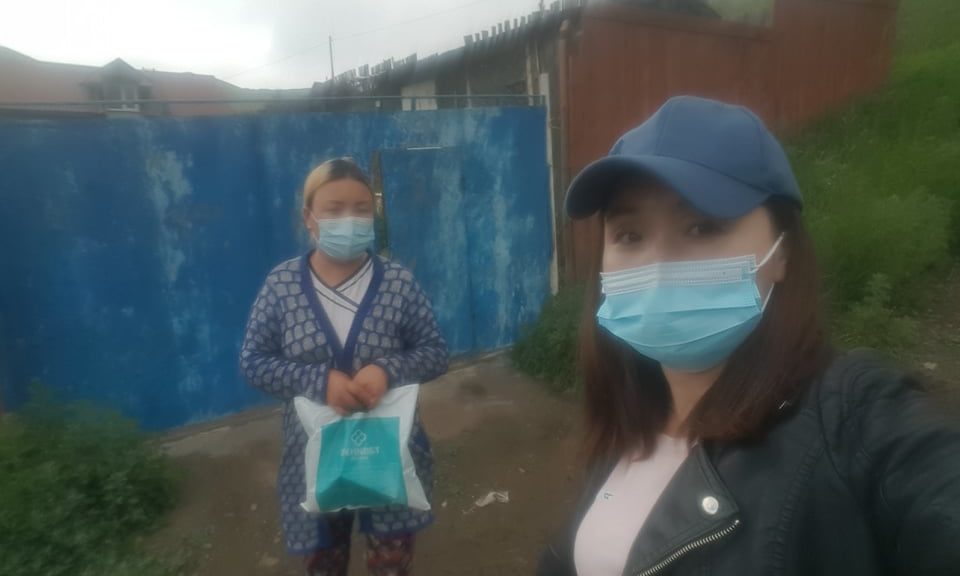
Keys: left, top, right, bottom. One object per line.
{"left": 294, "top": 384, "right": 430, "bottom": 514}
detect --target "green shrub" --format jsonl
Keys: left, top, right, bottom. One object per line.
{"left": 512, "top": 287, "right": 585, "bottom": 393}
{"left": 79, "top": 552, "right": 187, "bottom": 576}
{"left": 0, "top": 386, "right": 178, "bottom": 576}
{"left": 788, "top": 8, "right": 960, "bottom": 344}
{"left": 836, "top": 274, "right": 919, "bottom": 355}
{"left": 804, "top": 188, "right": 951, "bottom": 307}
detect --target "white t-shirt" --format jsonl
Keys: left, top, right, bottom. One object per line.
{"left": 574, "top": 435, "right": 690, "bottom": 576}
{"left": 310, "top": 257, "right": 374, "bottom": 346}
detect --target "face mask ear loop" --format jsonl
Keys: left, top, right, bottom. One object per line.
{"left": 310, "top": 213, "right": 322, "bottom": 244}
{"left": 753, "top": 233, "right": 785, "bottom": 272}
{"left": 757, "top": 234, "right": 785, "bottom": 311}
{"left": 761, "top": 283, "right": 776, "bottom": 312}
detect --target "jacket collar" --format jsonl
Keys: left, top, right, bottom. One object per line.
{"left": 623, "top": 443, "right": 741, "bottom": 576}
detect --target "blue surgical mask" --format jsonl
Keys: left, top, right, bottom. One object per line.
{"left": 597, "top": 235, "right": 783, "bottom": 373}
{"left": 314, "top": 216, "right": 375, "bottom": 261}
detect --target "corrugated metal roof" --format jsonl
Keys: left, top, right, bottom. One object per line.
{"left": 312, "top": 2, "right": 581, "bottom": 95}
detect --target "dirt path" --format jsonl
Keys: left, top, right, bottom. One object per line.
{"left": 151, "top": 356, "right": 582, "bottom": 575}
{"left": 910, "top": 265, "right": 960, "bottom": 409}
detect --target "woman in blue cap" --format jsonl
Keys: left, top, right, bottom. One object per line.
{"left": 240, "top": 158, "right": 449, "bottom": 576}
{"left": 538, "top": 96, "right": 960, "bottom": 575}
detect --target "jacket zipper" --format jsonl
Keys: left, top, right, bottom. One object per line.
{"left": 634, "top": 518, "right": 741, "bottom": 576}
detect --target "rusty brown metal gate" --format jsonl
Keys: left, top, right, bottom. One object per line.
{"left": 557, "top": 0, "right": 898, "bottom": 283}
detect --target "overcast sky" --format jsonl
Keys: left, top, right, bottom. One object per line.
{"left": 1, "top": 0, "right": 548, "bottom": 89}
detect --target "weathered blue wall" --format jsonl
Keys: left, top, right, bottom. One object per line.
{"left": 0, "top": 108, "right": 552, "bottom": 429}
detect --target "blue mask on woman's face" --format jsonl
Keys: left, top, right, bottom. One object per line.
{"left": 314, "top": 216, "right": 375, "bottom": 261}
{"left": 597, "top": 235, "right": 783, "bottom": 373}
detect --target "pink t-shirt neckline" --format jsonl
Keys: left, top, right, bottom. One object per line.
{"left": 574, "top": 435, "right": 691, "bottom": 576}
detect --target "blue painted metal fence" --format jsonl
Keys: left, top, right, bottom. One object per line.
{"left": 0, "top": 108, "right": 552, "bottom": 429}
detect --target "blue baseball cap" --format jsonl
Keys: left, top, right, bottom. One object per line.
{"left": 565, "top": 96, "right": 802, "bottom": 220}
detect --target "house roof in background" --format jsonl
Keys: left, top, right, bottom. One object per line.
{"left": 0, "top": 45, "right": 34, "bottom": 61}
{"left": 0, "top": 46, "right": 279, "bottom": 116}
{"left": 0, "top": 47, "right": 98, "bottom": 108}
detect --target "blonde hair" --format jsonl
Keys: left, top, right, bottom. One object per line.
{"left": 302, "top": 157, "right": 373, "bottom": 210}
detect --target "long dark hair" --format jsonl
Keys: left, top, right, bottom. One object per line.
{"left": 579, "top": 198, "right": 831, "bottom": 469}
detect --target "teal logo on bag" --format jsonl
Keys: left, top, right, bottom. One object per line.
{"left": 315, "top": 417, "right": 406, "bottom": 510}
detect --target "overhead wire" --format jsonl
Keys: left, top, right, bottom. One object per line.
{"left": 224, "top": 0, "right": 504, "bottom": 81}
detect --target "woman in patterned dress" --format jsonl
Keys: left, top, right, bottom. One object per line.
{"left": 240, "top": 158, "right": 449, "bottom": 576}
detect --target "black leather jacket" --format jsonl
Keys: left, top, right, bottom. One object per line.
{"left": 538, "top": 350, "right": 960, "bottom": 576}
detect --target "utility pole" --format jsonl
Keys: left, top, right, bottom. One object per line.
{"left": 328, "top": 35, "right": 335, "bottom": 80}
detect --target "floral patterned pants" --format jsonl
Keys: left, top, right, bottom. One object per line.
{"left": 305, "top": 511, "right": 415, "bottom": 576}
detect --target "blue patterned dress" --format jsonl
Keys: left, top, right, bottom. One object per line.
{"left": 239, "top": 253, "right": 449, "bottom": 554}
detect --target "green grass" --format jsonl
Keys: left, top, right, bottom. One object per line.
{"left": 514, "top": 0, "right": 960, "bottom": 388}
{"left": 896, "top": 0, "right": 960, "bottom": 56}
{"left": 792, "top": 0, "right": 960, "bottom": 343}
{"left": 707, "top": 0, "right": 773, "bottom": 24}
{"left": 511, "top": 287, "right": 584, "bottom": 393}
{"left": 0, "top": 386, "right": 181, "bottom": 576}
